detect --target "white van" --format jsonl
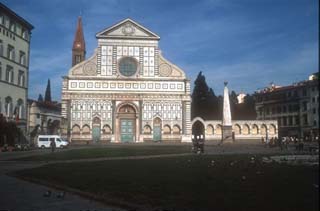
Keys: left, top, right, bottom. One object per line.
{"left": 37, "top": 135, "right": 69, "bottom": 149}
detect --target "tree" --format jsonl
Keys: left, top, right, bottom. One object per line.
{"left": 191, "top": 72, "right": 220, "bottom": 120}
{"left": 38, "top": 94, "right": 43, "bottom": 102}
{"left": 191, "top": 72, "right": 257, "bottom": 121}
{"left": 44, "top": 79, "right": 51, "bottom": 102}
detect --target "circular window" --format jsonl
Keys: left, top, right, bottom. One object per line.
{"left": 119, "top": 57, "right": 137, "bottom": 77}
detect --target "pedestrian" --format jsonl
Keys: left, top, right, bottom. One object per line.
{"left": 50, "top": 138, "right": 56, "bottom": 153}
{"left": 285, "top": 137, "right": 290, "bottom": 150}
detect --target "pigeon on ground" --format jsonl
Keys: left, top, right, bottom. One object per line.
{"left": 43, "top": 190, "right": 51, "bottom": 197}
{"left": 57, "top": 191, "right": 66, "bottom": 199}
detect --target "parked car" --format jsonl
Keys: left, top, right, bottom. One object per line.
{"left": 37, "top": 135, "right": 69, "bottom": 149}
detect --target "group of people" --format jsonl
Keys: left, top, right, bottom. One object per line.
{"left": 261, "top": 135, "right": 319, "bottom": 151}
{"left": 192, "top": 135, "right": 205, "bottom": 154}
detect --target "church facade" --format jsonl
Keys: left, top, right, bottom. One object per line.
{"left": 61, "top": 18, "right": 191, "bottom": 143}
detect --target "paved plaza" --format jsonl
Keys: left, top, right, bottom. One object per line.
{"left": 0, "top": 141, "right": 318, "bottom": 211}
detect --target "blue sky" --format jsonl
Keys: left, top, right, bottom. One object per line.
{"left": 3, "top": 0, "right": 319, "bottom": 101}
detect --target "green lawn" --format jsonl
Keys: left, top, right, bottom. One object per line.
{"left": 15, "top": 154, "right": 319, "bottom": 211}
{"left": 15, "top": 145, "right": 191, "bottom": 161}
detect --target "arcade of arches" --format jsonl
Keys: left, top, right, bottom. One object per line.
{"left": 191, "top": 118, "right": 278, "bottom": 141}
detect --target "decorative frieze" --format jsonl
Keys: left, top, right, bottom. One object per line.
{"left": 68, "top": 80, "right": 186, "bottom": 92}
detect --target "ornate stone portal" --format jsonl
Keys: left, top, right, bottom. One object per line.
{"left": 222, "top": 82, "right": 233, "bottom": 142}
{"left": 61, "top": 18, "right": 192, "bottom": 143}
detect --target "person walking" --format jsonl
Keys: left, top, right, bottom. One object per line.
{"left": 50, "top": 138, "right": 56, "bottom": 153}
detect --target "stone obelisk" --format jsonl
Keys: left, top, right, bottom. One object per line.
{"left": 222, "top": 82, "right": 233, "bottom": 142}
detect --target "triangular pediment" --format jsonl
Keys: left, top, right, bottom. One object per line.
{"left": 96, "top": 18, "right": 160, "bottom": 40}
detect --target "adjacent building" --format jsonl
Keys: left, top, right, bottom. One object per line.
{"left": 254, "top": 73, "right": 319, "bottom": 138}
{"left": 0, "top": 3, "right": 33, "bottom": 133}
{"left": 61, "top": 18, "right": 191, "bottom": 143}
{"left": 27, "top": 99, "right": 61, "bottom": 135}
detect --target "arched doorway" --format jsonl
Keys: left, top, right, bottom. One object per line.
{"left": 47, "top": 120, "right": 60, "bottom": 135}
{"left": 192, "top": 121, "right": 205, "bottom": 141}
{"left": 153, "top": 117, "right": 162, "bottom": 142}
{"left": 118, "top": 104, "right": 136, "bottom": 142}
{"left": 92, "top": 117, "right": 101, "bottom": 142}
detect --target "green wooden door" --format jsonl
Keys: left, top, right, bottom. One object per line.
{"left": 153, "top": 125, "right": 161, "bottom": 142}
{"left": 92, "top": 126, "right": 101, "bottom": 142}
{"left": 121, "top": 119, "right": 134, "bottom": 142}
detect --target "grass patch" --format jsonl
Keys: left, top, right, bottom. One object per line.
{"left": 15, "top": 154, "right": 319, "bottom": 210}
{"left": 14, "top": 145, "right": 191, "bottom": 161}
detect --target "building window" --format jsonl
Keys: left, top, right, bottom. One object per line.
{"left": 312, "top": 97, "right": 315, "bottom": 103}
{"left": 75, "top": 55, "right": 81, "bottom": 64}
{"left": 302, "top": 101, "right": 307, "bottom": 111}
{"left": 313, "top": 108, "right": 316, "bottom": 114}
{"left": 18, "top": 70, "right": 25, "bottom": 87}
{"left": 5, "top": 65, "right": 13, "bottom": 83}
{"left": 0, "top": 40, "right": 3, "bottom": 56}
{"left": 4, "top": 16, "right": 9, "bottom": 28}
{"left": 302, "top": 89, "right": 307, "bottom": 96}
{"left": 283, "top": 106, "right": 287, "bottom": 113}
{"left": 277, "top": 106, "right": 281, "bottom": 114}
{"left": 283, "top": 117, "right": 287, "bottom": 126}
{"left": 0, "top": 15, "right": 3, "bottom": 25}
{"left": 36, "top": 113, "right": 40, "bottom": 118}
{"left": 314, "top": 120, "right": 317, "bottom": 126}
{"left": 293, "top": 90, "right": 298, "bottom": 97}
{"left": 288, "top": 105, "right": 292, "bottom": 113}
{"left": 9, "top": 21, "right": 15, "bottom": 32}
{"left": 303, "top": 114, "right": 308, "bottom": 125}
{"left": 7, "top": 45, "right": 15, "bottom": 61}
{"left": 0, "top": 62, "right": 2, "bottom": 80}
{"left": 288, "top": 116, "right": 293, "bottom": 126}
{"left": 19, "top": 51, "right": 26, "bottom": 65}
{"left": 16, "top": 99, "right": 24, "bottom": 119}
{"left": 295, "top": 116, "right": 300, "bottom": 125}
{"left": 5, "top": 96, "right": 12, "bottom": 117}
{"left": 21, "top": 29, "right": 28, "bottom": 40}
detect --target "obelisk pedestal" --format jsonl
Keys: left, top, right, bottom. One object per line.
{"left": 222, "top": 125, "right": 233, "bottom": 141}
{"left": 221, "top": 82, "right": 233, "bottom": 142}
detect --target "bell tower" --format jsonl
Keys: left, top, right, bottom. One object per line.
{"left": 72, "top": 16, "right": 86, "bottom": 67}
